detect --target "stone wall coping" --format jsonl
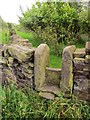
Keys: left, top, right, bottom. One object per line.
{"left": 46, "top": 67, "right": 61, "bottom": 72}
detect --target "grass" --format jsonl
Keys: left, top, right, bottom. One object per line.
{"left": 50, "top": 54, "right": 62, "bottom": 68}
{"left": 1, "top": 83, "right": 90, "bottom": 119}
{"left": 0, "top": 31, "right": 10, "bottom": 44}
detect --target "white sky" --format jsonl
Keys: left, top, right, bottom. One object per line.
{"left": 0, "top": 0, "right": 89, "bottom": 24}
{"left": 0, "top": 0, "right": 36, "bottom": 24}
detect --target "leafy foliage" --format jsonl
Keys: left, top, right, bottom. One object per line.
{"left": 19, "top": 1, "right": 89, "bottom": 55}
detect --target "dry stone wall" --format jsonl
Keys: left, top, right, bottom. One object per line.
{"left": 0, "top": 34, "right": 35, "bottom": 89}
{"left": 0, "top": 31, "right": 90, "bottom": 102}
{"left": 60, "top": 42, "right": 90, "bottom": 102}
{"left": 73, "top": 42, "right": 90, "bottom": 101}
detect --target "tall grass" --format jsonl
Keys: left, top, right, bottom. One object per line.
{"left": 1, "top": 84, "right": 90, "bottom": 119}
{"left": 0, "top": 31, "right": 10, "bottom": 44}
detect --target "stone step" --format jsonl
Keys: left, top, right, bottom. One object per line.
{"left": 39, "top": 92, "right": 55, "bottom": 100}
{"left": 38, "top": 84, "right": 61, "bottom": 96}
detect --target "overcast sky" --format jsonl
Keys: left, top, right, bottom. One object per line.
{"left": 0, "top": 0, "right": 89, "bottom": 24}
{"left": 0, "top": 0, "right": 36, "bottom": 24}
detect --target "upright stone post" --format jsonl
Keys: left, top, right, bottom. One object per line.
{"left": 60, "top": 45, "right": 76, "bottom": 96}
{"left": 34, "top": 44, "right": 50, "bottom": 90}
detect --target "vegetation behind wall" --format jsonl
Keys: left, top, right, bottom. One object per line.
{"left": 19, "top": 1, "right": 89, "bottom": 56}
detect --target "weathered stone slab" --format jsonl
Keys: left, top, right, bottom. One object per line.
{"left": 11, "top": 38, "right": 33, "bottom": 48}
{"left": 8, "top": 57, "right": 14, "bottom": 65}
{"left": 21, "top": 62, "right": 34, "bottom": 69}
{"left": 73, "top": 90, "right": 89, "bottom": 101}
{"left": 39, "top": 91, "right": 55, "bottom": 100}
{"left": 73, "top": 58, "right": 85, "bottom": 71}
{"left": 83, "top": 68, "right": 90, "bottom": 72}
{"left": 17, "top": 81, "right": 26, "bottom": 88}
{"left": 74, "top": 78, "right": 88, "bottom": 91}
{"left": 39, "top": 84, "right": 60, "bottom": 96}
{"left": 22, "top": 68, "right": 33, "bottom": 74}
{"left": 22, "top": 70, "right": 34, "bottom": 79}
{"left": 85, "top": 55, "right": 90, "bottom": 63}
{"left": 29, "top": 62, "right": 34, "bottom": 67}
{"left": 0, "top": 57, "right": 6, "bottom": 64}
{"left": 86, "top": 42, "right": 90, "bottom": 54}
{"left": 21, "top": 42, "right": 32, "bottom": 48}
{"left": 73, "top": 63, "right": 85, "bottom": 71}
{"left": 74, "top": 75, "right": 87, "bottom": 79}
{"left": 60, "top": 45, "right": 76, "bottom": 95}
{"left": 45, "top": 67, "right": 61, "bottom": 86}
{"left": 18, "top": 79, "right": 33, "bottom": 88}
{"left": 73, "top": 48, "right": 85, "bottom": 58}
{"left": 2, "top": 68, "right": 17, "bottom": 84}
{"left": 8, "top": 45, "right": 34, "bottom": 62}
{"left": 74, "top": 70, "right": 89, "bottom": 76}
{"left": 34, "top": 44, "right": 50, "bottom": 90}
{"left": 73, "top": 77, "right": 89, "bottom": 101}
{"left": 74, "top": 77, "right": 90, "bottom": 102}
{"left": 83, "top": 63, "right": 90, "bottom": 70}
{"left": 17, "top": 71, "right": 25, "bottom": 79}
{"left": 73, "top": 57, "right": 85, "bottom": 63}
